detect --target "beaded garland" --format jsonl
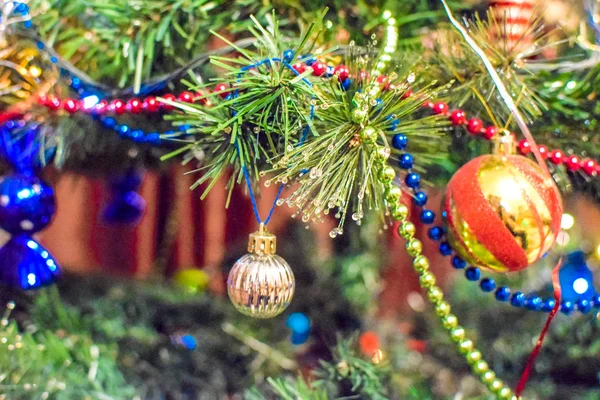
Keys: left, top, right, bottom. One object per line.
{"left": 36, "top": 68, "right": 600, "bottom": 182}
{"left": 28, "top": 44, "right": 600, "bottom": 319}
{"left": 9, "top": 7, "right": 597, "bottom": 395}
{"left": 391, "top": 125, "right": 598, "bottom": 316}
{"left": 375, "top": 148, "right": 517, "bottom": 399}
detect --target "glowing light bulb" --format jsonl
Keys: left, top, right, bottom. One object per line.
{"left": 573, "top": 277, "right": 589, "bottom": 295}
{"left": 82, "top": 95, "right": 100, "bottom": 109}
{"left": 561, "top": 213, "right": 575, "bottom": 230}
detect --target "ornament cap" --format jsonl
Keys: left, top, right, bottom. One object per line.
{"left": 248, "top": 223, "right": 276, "bottom": 255}
{"left": 491, "top": 130, "right": 516, "bottom": 156}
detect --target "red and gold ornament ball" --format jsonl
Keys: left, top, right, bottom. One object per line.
{"left": 444, "top": 137, "right": 562, "bottom": 273}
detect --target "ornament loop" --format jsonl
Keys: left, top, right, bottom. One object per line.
{"left": 491, "top": 130, "right": 516, "bottom": 156}
{"left": 248, "top": 223, "right": 277, "bottom": 255}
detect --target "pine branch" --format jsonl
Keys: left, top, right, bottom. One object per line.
{"left": 424, "top": 10, "right": 557, "bottom": 125}
{"left": 269, "top": 52, "right": 446, "bottom": 234}
{"left": 0, "top": 299, "right": 134, "bottom": 399}
{"left": 29, "top": 0, "right": 285, "bottom": 90}
{"left": 163, "top": 12, "right": 327, "bottom": 203}
{"left": 247, "top": 337, "right": 392, "bottom": 400}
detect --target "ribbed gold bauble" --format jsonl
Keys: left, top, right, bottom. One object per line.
{"left": 227, "top": 224, "right": 295, "bottom": 318}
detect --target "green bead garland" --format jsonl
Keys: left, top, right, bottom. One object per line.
{"left": 375, "top": 166, "right": 518, "bottom": 400}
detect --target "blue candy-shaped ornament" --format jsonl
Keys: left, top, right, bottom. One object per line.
{"left": 102, "top": 169, "right": 146, "bottom": 224}
{"left": 286, "top": 312, "right": 311, "bottom": 345}
{"left": 0, "top": 122, "right": 60, "bottom": 289}
{"left": 559, "top": 251, "right": 595, "bottom": 303}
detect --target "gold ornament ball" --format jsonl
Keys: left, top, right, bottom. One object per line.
{"left": 227, "top": 225, "right": 295, "bottom": 319}
{"left": 227, "top": 253, "right": 295, "bottom": 318}
{"left": 444, "top": 151, "right": 562, "bottom": 273}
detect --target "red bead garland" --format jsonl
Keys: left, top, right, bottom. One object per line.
{"left": 333, "top": 65, "right": 349, "bottom": 81}
{"left": 127, "top": 98, "right": 143, "bottom": 114}
{"left": 33, "top": 59, "right": 598, "bottom": 179}
{"left": 63, "top": 98, "right": 79, "bottom": 114}
{"left": 467, "top": 118, "right": 483, "bottom": 134}
{"left": 143, "top": 97, "right": 160, "bottom": 112}
{"left": 311, "top": 62, "right": 327, "bottom": 77}
{"left": 566, "top": 155, "right": 581, "bottom": 171}
{"left": 582, "top": 159, "right": 597, "bottom": 176}
{"left": 110, "top": 99, "right": 126, "bottom": 115}
{"left": 483, "top": 126, "right": 497, "bottom": 140}
{"left": 178, "top": 91, "right": 195, "bottom": 103}
{"left": 432, "top": 102, "right": 449, "bottom": 115}
{"left": 549, "top": 150, "right": 564, "bottom": 165}
{"left": 292, "top": 62, "right": 306, "bottom": 74}
{"left": 449, "top": 110, "right": 466, "bottom": 125}
{"left": 412, "top": 93, "right": 598, "bottom": 177}
{"left": 161, "top": 94, "right": 177, "bottom": 111}
{"left": 518, "top": 139, "right": 531, "bottom": 154}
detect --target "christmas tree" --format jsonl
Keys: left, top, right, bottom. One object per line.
{"left": 0, "top": 0, "right": 599, "bottom": 398}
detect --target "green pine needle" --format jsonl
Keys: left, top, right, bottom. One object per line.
{"left": 269, "top": 54, "right": 446, "bottom": 235}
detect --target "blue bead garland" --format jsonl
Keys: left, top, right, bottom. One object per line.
{"left": 282, "top": 49, "right": 295, "bottom": 64}
{"left": 480, "top": 278, "right": 496, "bottom": 292}
{"left": 399, "top": 153, "right": 414, "bottom": 169}
{"left": 577, "top": 299, "right": 592, "bottom": 314}
{"left": 541, "top": 298, "right": 555, "bottom": 312}
{"left": 560, "top": 301, "right": 574, "bottom": 315}
{"left": 525, "top": 296, "right": 542, "bottom": 311}
{"left": 404, "top": 173, "right": 420, "bottom": 188}
{"left": 465, "top": 267, "right": 480, "bottom": 281}
{"left": 420, "top": 209, "right": 435, "bottom": 224}
{"left": 413, "top": 191, "right": 427, "bottom": 206}
{"left": 396, "top": 145, "right": 598, "bottom": 316}
{"left": 510, "top": 292, "right": 526, "bottom": 307}
{"left": 451, "top": 256, "right": 467, "bottom": 269}
{"left": 495, "top": 286, "right": 511, "bottom": 302}
{"left": 96, "top": 116, "right": 178, "bottom": 145}
{"left": 391, "top": 134, "right": 407, "bottom": 149}
{"left": 439, "top": 241, "right": 452, "bottom": 256}
{"left": 341, "top": 78, "right": 352, "bottom": 91}
{"left": 428, "top": 226, "right": 443, "bottom": 241}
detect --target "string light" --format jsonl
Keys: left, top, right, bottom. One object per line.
{"left": 561, "top": 213, "right": 575, "bottom": 230}
{"left": 573, "top": 278, "right": 589, "bottom": 295}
